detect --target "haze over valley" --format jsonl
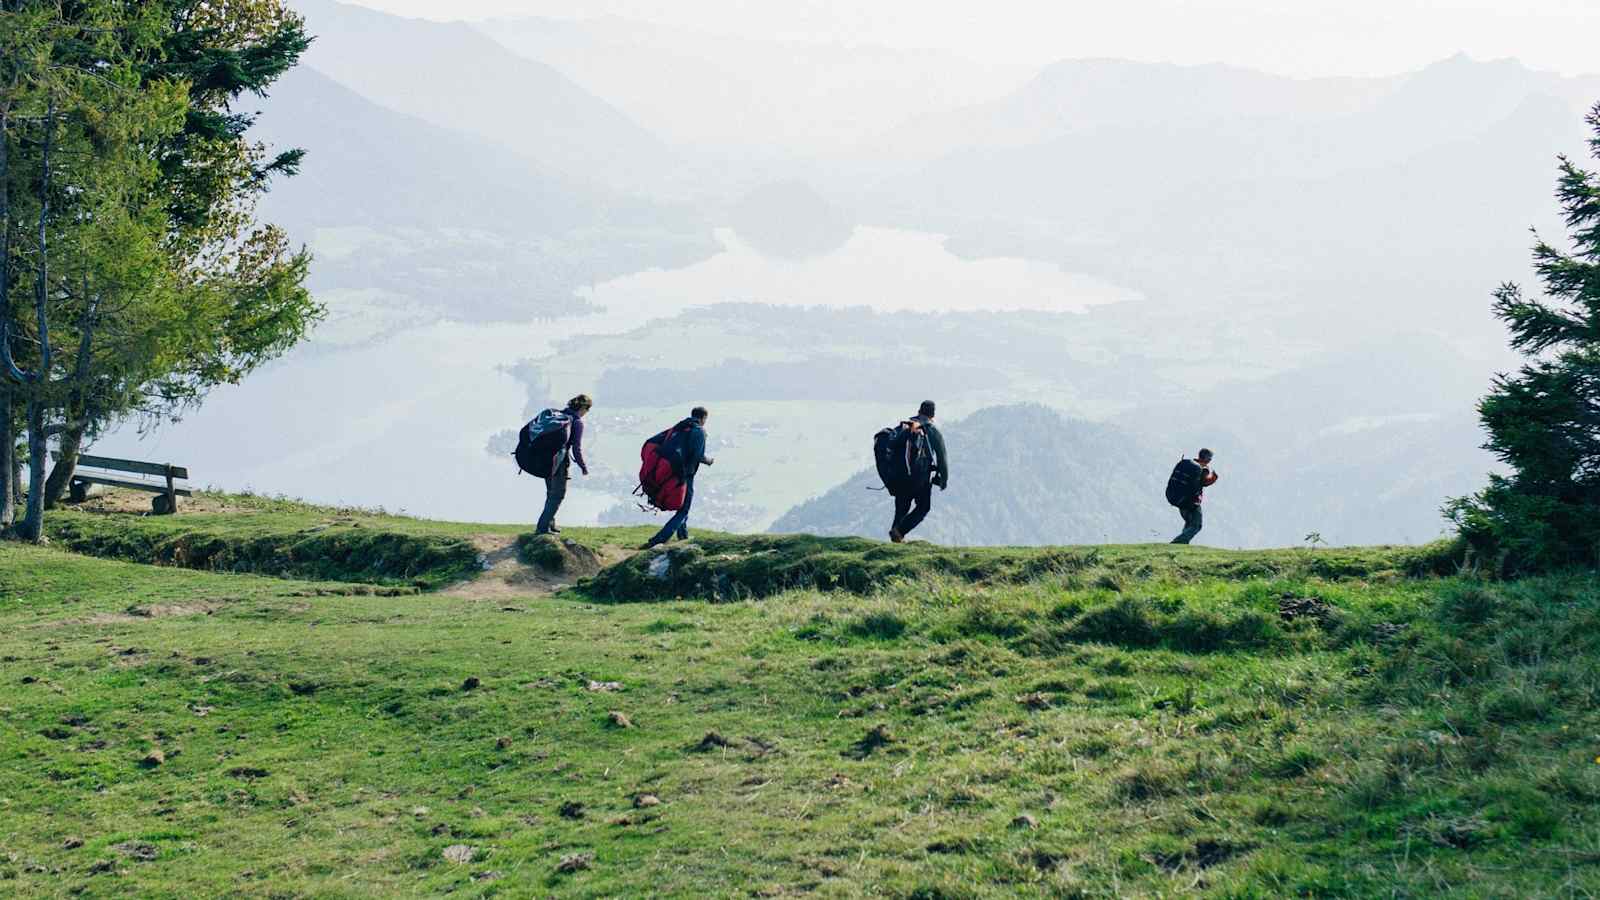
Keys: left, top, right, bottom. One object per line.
{"left": 95, "top": 0, "right": 1598, "bottom": 546}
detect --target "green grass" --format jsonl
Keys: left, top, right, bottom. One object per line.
{"left": 43, "top": 492, "right": 657, "bottom": 590}
{"left": 3, "top": 511, "right": 1598, "bottom": 897}
{"left": 587, "top": 533, "right": 1462, "bottom": 602}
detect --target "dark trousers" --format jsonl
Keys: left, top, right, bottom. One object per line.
{"left": 1172, "top": 503, "right": 1202, "bottom": 544}
{"left": 893, "top": 480, "right": 934, "bottom": 537}
{"left": 536, "top": 459, "right": 570, "bottom": 534}
{"left": 649, "top": 478, "right": 693, "bottom": 545}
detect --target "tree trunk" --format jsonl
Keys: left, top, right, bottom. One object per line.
{"left": 0, "top": 388, "right": 13, "bottom": 527}
{"left": 43, "top": 416, "right": 81, "bottom": 509}
{"left": 17, "top": 397, "right": 45, "bottom": 541}
{"left": 9, "top": 442, "right": 19, "bottom": 513}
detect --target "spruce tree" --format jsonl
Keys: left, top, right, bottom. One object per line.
{"left": 1450, "top": 103, "right": 1600, "bottom": 572}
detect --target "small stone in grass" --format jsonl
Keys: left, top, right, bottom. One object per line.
{"left": 495, "top": 736, "right": 512, "bottom": 750}
{"left": 559, "top": 800, "right": 585, "bottom": 819}
{"left": 633, "top": 794, "right": 661, "bottom": 808}
{"left": 607, "top": 711, "right": 633, "bottom": 729}
{"left": 461, "top": 677, "right": 481, "bottom": 691}
{"left": 556, "top": 852, "right": 594, "bottom": 874}
{"left": 62, "top": 837, "right": 84, "bottom": 850}
{"left": 442, "top": 844, "right": 477, "bottom": 864}
{"left": 138, "top": 749, "right": 165, "bottom": 768}
{"left": 112, "top": 841, "right": 158, "bottom": 861}
{"left": 1011, "top": 814, "right": 1040, "bottom": 830}
{"left": 692, "top": 731, "right": 732, "bottom": 752}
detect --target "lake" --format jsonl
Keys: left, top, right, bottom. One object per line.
{"left": 92, "top": 227, "right": 1140, "bottom": 524}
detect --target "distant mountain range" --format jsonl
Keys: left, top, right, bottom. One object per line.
{"left": 771, "top": 403, "right": 1490, "bottom": 548}
{"left": 291, "top": 0, "right": 674, "bottom": 191}
{"left": 252, "top": 68, "right": 602, "bottom": 236}
{"left": 860, "top": 55, "right": 1600, "bottom": 346}
{"left": 477, "top": 15, "right": 1033, "bottom": 159}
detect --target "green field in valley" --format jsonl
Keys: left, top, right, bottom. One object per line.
{"left": 2, "top": 494, "right": 1598, "bottom": 897}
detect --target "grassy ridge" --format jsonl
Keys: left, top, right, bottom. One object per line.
{"left": 2, "top": 526, "right": 1597, "bottom": 896}
{"left": 586, "top": 533, "right": 1462, "bottom": 602}
{"left": 43, "top": 494, "right": 656, "bottom": 590}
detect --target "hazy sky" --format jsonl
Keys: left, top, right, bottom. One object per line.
{"left": 345, "top": 0, "right": 1600, "bottom": 78}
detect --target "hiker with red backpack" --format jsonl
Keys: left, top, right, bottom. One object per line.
{"left": 878, "top": 400, "right": 949, "bottom": 543}
{"left": 513, "top": 394, "right": 592, "bottom": 535}
{"left": 1166, "top": 448, "right": 1219, "bottom": 544}
{"left": 640, "top": 406, "right": 715, "bottom": 549}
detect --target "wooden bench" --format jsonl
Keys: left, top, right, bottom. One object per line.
{"left": 54, "top": 453, "right": 192, "bottom": 514}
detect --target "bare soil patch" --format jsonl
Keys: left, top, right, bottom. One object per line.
{"left": 441, "top": 535, "right": 633, "bottom": 600}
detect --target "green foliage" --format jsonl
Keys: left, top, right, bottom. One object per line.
{"left": 1451, "top": 103, "right": 1600, "bottom": 573}
{"left": 1, "top": 1, "right": 321, "bottom": 535}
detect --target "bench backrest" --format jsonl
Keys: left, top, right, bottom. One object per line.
{"left": 62, "top": 453, "right": 189, "bottom": 481}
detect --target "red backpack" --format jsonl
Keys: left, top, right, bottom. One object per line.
{"left": 636, "top": 426, "right": 689, "bottom": 511}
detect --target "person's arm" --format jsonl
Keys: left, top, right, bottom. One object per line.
{"left": 929, "top": 425, "right": 949, "bottom": 487}
{"left": 694, "top": 430, "right": 713, "bottom": 466}
{"left": 1202, "top": 469, "right": 1218, "bottom": 487}
{"left": 569, "top": 417, "right": 588, "bottom": 475}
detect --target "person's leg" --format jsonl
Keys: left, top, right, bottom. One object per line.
{"left": 674, "top": 481, "right": 694, "bottom": 540}
{"left": 1172, "top": 504, "right": 1202, "bottom": 544}
{"left": 891, "top": 492, "right": 913, "bottom": 539}
{"left": 647, "top": 511, "right": 683, "bottom": 547}
{"left": 648, "top": 480, "right": 692, "bottom": 547}
{"left": 899, "top": 481, "right": 934, "bottom": 536}
{"left": 536, "top": 473, "right": 567, "bottom": 534}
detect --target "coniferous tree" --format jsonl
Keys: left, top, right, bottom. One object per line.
{"left": 1449, "top": 103, "right": 1600, "bottom": 572}
{"left": 0, "top": 1, "right": 319, "bottom": 536}
{"left": 39, "top": 0, "right": 318, "bottom": 509}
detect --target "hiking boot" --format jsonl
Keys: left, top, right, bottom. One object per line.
{"left": 889, "top": 528, "right": 905, "bottom": 544}
{"left": 548, "top": 525, "right": 562, "bottom": 534}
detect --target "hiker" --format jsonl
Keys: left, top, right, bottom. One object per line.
{"left": 887, "top": 400, "right": 949, "bottom": 543}
{"left": 1166, "top": 448, "right": 1219, "bottom": 544}
{"left": 533, "top": 395, "right": 592, "bottom": 535}
{"left": 644, "top": 406, "right": 714, "bottom": 548}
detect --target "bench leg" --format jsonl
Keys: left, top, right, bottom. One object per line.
{"left": 152, "top": 494, "right": 178, "bottom": 515}
{"left": 69, "top": 479, "right": 89, "bottom": 504}
{"left": 159, "top": 469, "right": 179, "bottom": 515}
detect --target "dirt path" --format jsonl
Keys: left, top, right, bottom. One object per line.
{"left": 442, "top": 535, "right": 635, "bottom": 600}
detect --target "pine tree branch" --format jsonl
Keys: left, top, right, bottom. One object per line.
{"left": 1492, "top": 282, "right": 1588, "bottom": 354}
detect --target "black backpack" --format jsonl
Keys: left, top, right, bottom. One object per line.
{"left": 513, "top": 409, "right": 573, "bottom": 477}
{"left": 1165, "top": 457, "right": 1204, "bottom": 507}
{"left": 874, "top": 420, "right": 932, "bottom": 496}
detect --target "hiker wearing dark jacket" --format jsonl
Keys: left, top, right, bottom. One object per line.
{"left": 1169, "top": 448, "right": 1219, "bottom": 545}
{"left": 890, "top": 400, "right": 949, "bottom": 543}
{"left": 645, "top": 406, "right": 714, "bottom": 548}
{"left": 535, "top": 395, "right": 592, "bottom": 535}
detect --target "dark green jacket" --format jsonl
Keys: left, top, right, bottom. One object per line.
{"left": 913, "top": 415, "right": 949, "bottom": 487}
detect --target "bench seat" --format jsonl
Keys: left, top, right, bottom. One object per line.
{"left": 71, "top": 473, "right": 194, "bottom": 497}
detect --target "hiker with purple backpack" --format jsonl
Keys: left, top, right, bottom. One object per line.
{"left": 513, "top": 394, "right": 592, "bottom": 535}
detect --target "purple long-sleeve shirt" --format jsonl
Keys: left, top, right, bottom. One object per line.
{"left": 565, "top": 408, "right": 588, "bottom": 473}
